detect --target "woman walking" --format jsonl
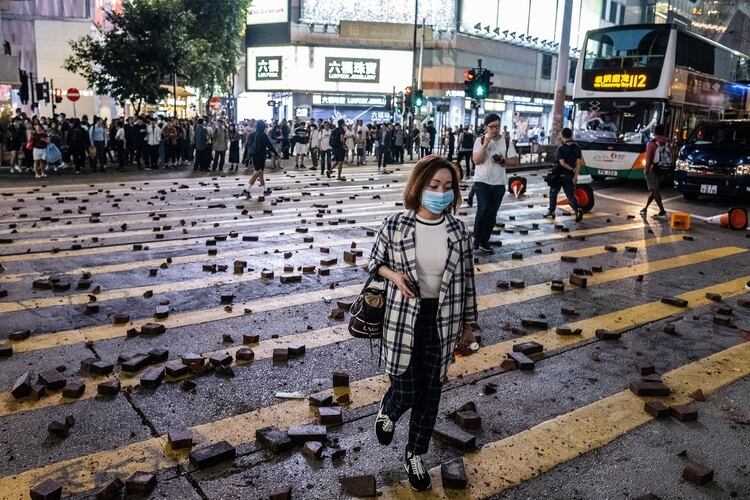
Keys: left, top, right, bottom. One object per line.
{"left": 242, "top": 120, "right": 279, "bottom": 198}
{"left": 228, "top": 124, "right": 241, "bottom": 172}
{"left": 368, "top": 155, "right": 478, "bottom": 491}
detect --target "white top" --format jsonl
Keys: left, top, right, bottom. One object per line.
{"left": 473, "top": 136, "right": 507, "bottom": 185}
{"left": 415, "top": 214, "right": 448, "bottom": 299}
{"left": 310, "top": 130, "right": 321, "bottom": 148}
{"left": 146, "top": 124, "right": 161, "bottom": 146}
{"left": 319, "top": 129, "right": 331, "bottom": 150}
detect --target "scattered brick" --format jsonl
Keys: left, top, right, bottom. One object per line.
{"left": 302, "top": 441, "right": 323, "bottom": 459}
{"left": 62, "top": 380, "right": 86, "bottom": 398}
{"left": 689, "top": 389, "right": 706, "bottom": 402}
{"left": 661, "top": 296, "right": 688, "bottom": 308}
{"left": 433, "top": 424, "right": 476, "bottom": 451}
{"left": 551, "top": 280, "right": 565, "bottom": 292}
{"left": 141, "top": 322, "right": 166, "bottom": 335}
{"left": 90, "top": 360, "right": 114, "bottom": 375}
{"left": 29, "top": 479, "right": 63, "bottom": 500}
{"left": 521, "top": 318, "right": 548, "bottom": 329}
{"left": 189, "top": 441, "right": 236, "bottom": 469}
{"left": 682, "top": 463, "right": 713, "bottom": 485}
{"left": 332, "top": 372, "right": 350, "bottom": 387}
{"left": 663, "top": 324, "right": 676, "bottom": 335}
{"left": 269, "top": 485, "right": 292, "bottom": 500}
{"left": 441, "top": 457, "right": 468, "bottom": 489}
{"left": 181, "top": 352, "right": 205, "bottom": 367}
{"left": 483, "top": 382, "right": 497, "bottom": 395}
{"left": 280, "top": 274, "right": 302, "bottom": 284}
{"left": 644, "top": 401, "right": 670, "bottom": 418}
{"left": 113, "top": 314, "right": 130, "bottom": 324}
{"left": 705, "top": 292, "right": 722, "bottom": 302}
{"left": 256, "top": 426, "right": 293, "bottom": 454}
{"left": 330, "top": 308, "right": 345, "bottom": 320}
{"left": 629, "top": 381, "right": 670, "bottom": 397}
{"left": 561, "top": 255, "right": 577, "bottom": 263}
{"left": 0, "top": 343, "right": 13, "bottom": 357}
{"left": 737, "top": 298, "right": 750, "bottom": 308}
{"left": 122, "top": 353, "right": 151, "bottom": 372}
{"left": 510, "top": 280, "right": 525, "bottom": 289}
{"left": 287, "top": 425, "right": 327, "bottom": 444}
{"left": 125, "top": 472, "right": 157, "bottom": 494}
{"left": 561, "top": 307, "right": 578, "bottom": 316}
{"left": 273, "top": 348, "right": 289, "bottom": 363}
{"left": 288, "top": 344, "right": 306, "bottom": 356}
{"left": 309, "top": 394, "right": 333, "bottom": 407}
{"left": 508, "top": 352, "right": 535, "bottom": 370}
{"left": 38, "top": 369, "right": 66, "bottom": 390}
{"left": 343, "top": 251, "right": 357, "bottom": 264}
{"left": 243, "top": 334, "right": 260, "bottom": 344}
{"left": 97, "top": 379, "right": 121, "bottom": 396}
{"left": 513, "top": 341, "right": 543, "bottom": 355}
{"left": 139, "top": 367, "right": 165, "bottom": 389}
{"left": 340, "top": 476, "right": 376, "bottom": 497}
{"left": 569, "top": 273, "right": 587, "bottom": 288}
{"left": 48, "top": 420, "right": 69, "bottom": 438}
{"left": 236, "top": 348, "right": 254, "bottom": 362}
{"left": 595, "top": 329, "right": 621, "bottom": 340}
{"left": 165, "top": 361, "right": 189, "bottom": 378}
{"left": 95, "top": 478, "right": 124, "bottom": 500}
{"left": 556, "top": 327, "right": 582, "bottom": 336}
{"left": 500, "top": 358, "right": 517, "bottom": 370}
{"left": 713, "top": 314, "right": 732, "bottom": 326}
{"left": 168, "top": 429, "right": 193, "bottom": 450}
{"left": 670, "top": 404, "right": 698, "bottom": 422}
{"left": 9, "top": 329, "right": 31, "bottom": 341}
{"left": 319, "top": 406, "right": 343, "bottom": 425}
{"left": 637, "top": 363, "right": 656, "bottom": 376}
{"left": 717, "top": 305, "right": 733, "bottom": 316}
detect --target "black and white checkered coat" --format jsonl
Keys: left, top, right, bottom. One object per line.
{"left": 368, "top": 211, "right": 477, "bottom": 380}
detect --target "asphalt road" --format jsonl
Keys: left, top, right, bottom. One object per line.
{"left": 0, "top": 159, "right": 748, "bottom": 500}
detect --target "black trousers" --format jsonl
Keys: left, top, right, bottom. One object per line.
{"left": 382, "top": 299, "right": 443, "bottom": 455}
{"left": 457, "top": 151, "right": 473, "bottom": 178}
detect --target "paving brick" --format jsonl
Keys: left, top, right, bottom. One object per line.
{"left": 236, "top": 348, "right": 255, "bottom": 362}
{"left": 38, "top": 369, "right": 66, "bottom": 390}
{"left": 556, "top": 327, "right": 582, "bottom": 336}
{"left": 688, "top": 389, "right": 706, "bottom": 402}
{"left": 165, "top": 361, "right": 189, "bottom": 378}
{"left": 125, "top": 472, "right": 157, "bottom": 494}
{"left": 661, "top": 296, "right": 688, "bottom": 308}
{"left": 319, "top": 406, "right": 344, "bottom": 425}
{"left": 561, "top": 307, "right": 578, "bottom": 316}
{"left": 243, "top": 334, "right": 260, "bottom": 344}
{"left": 670, "top": 404, "right": 698, "bottom": 422}
{"left": 209, "top": 353, "right": 233, "bottom": 367}
{"left": 595, "top": 329, "right": 621, "bottom": 340}
{"left": 569, "top": 273, "right": 587, "bottom": 288}
{"left": 181, "top": 352, "right": 205, "bottom": 366}
{"left": 95, "top": 478, "right": 124, "bottom": 500}
{"left": 550, "top": 280, "right": 565, "bottom": 292}
{"left": 705, "top": 292, "right": 722, "bottom": 302}
{"left": 332, "top": 372, "right": 350, "bottom": 387}
{"left": 340, "top": 475, "right": 376, "bottom": 497}
{"left": 273, "top": 348, "right": 289, "bottom": 363}
{"left": 48, "top": 420, "right": 69, "bottom": 438}
{"left": 8, "top": 329, "right": 31, "bottom": 340}
{"left": 302, "top": 441, "right": 323, "bottom": 459}
{"left": 97, "top": 379, "right": 121, "bottom": 396}
{"left": 141, "top": 322, "right": 166, "bottom": 335}
{"left": 0, "top": 342, "right": 12, "bottom": 357}
{"left": 309, "top": 394, "right": 333, "bottom": 407}
{"left": 189, "top": 441, "right": 236, "bottom": 469}
{"left": 139, "top": 367, "right": 165, "bottom": 389}
{"left": 644, "top": 401, "right": 670, "bottom": 418}
{"left": 280, "top": 274, "right": 302, "bottom": 284}
{"left": 29, "top": 479, "right": 63, "bottom": 500}
{"left": 713, "top": 314, "right": 732, "bottom": 326}
{"left": 520, "top": 318, "right": 548, "bottom": 329}
{"left": 330, "top": 308, "right": 345, "bottom": 320}
{"left": 682, "top": 463, "right": 713, "bottom": 485}
{"left": 441, "top": 457, "right": 468, "bottom": 489}
{"left": 629, "top": 381, "right": 670, "bottom": 397}
{"left": 288, "top": 343, "right": 306, "bottom": 356}
{"left": 168, "top": 429, "right": 193, "bottom": 450}
{"left": 510, "top": 280, "right": 525, "bottom": 289}
{"left": 512, "top": 341, "right": 543, "bottom": 355}
{"left": 256, "top": 426, "right": 293, "bottom": 454}
{"left": 508, "top": 352, "right": 535, "bottom": 370}
{"left": 61, "top": 380, "right": 85, "bottom": 398}
{"left": 287, "top": 425, "right": 327, "bottom": 444}
{"left": 269, "top": 485, "right": 292, "bottom": 500}
{"left": 433, "top": 424, "right": 476, "bottom": 451}
{"left": 122, "top": 353, "right": 151, "bottom": 372}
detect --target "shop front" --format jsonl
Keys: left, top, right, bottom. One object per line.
{"left": 239, "top": 45, "right": 411, "bottom": 123}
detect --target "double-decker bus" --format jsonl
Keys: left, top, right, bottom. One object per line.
{"left": 572, "top": 23, "right": 750, "bottom": 180}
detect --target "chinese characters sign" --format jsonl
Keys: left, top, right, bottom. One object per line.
{"left": 593, "top": 73, "right": 648, "bottom": 89}
{"left": 325, "top": 57, "right": 379, "bottom": 83}
{"left": 256, "top": 56, "right": 282, "bottom": 80}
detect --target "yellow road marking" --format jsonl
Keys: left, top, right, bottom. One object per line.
{"left": 10, "top": 236, "right": 713, "bottom": 354}
{"left": 381, "top": 329, "right": 750, "bottom": 499}
{"left": 1, "top": 276, "right": 747, "bottom": 499}
{"left": 0, "top": 234, "right": 689, "bottom": 416}
{"left": 0, "top": 232, "right": 677, "bottom": 314}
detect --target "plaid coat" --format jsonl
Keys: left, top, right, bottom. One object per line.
{"left": 368, "top": 211, "right": 477, "bottom": 380}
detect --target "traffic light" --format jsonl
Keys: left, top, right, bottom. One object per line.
{"left": 35, "top": 81, "right": 50, "bottom": 104}
{"left": 463, "top": 67, "right": 494, "bottom": 100}
{"left": 463, "top": 69, "right": 476, "bottom": 97}
{"left": 54, "top": 88, "right": 63, "bottom": 104}
{"left": 413, "top": 89, "right": 425, "bottom": 107}
{"left": 395, "top": 91, "right": 403, "bottom": 114}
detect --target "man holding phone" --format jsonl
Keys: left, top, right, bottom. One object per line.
{"left": 471, "top": 113, "right": 506, "bottom": 254}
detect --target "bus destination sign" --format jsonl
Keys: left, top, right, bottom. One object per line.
{"left": 593, "top": 73, "right": 648, "bottom": 89}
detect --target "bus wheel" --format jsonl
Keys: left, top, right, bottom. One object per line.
{"left": 682, "top": 192, "right": 699, "bottom": 201}
{"left": 574, "top": 184, "right": 595, "bottom": 212}
{"left": 591, "top": 175, "right": 606, "bottom": 182}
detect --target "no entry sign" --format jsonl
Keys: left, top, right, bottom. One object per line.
{"left": 67, "top": 88, "right": 81, "bottom": 102}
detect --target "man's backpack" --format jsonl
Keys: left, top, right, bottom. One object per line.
{"left": 460, "top": 132, "right": 474, "bottom": 149}
{"left": 652, "top": 140, "right": 672, "bottom": 169}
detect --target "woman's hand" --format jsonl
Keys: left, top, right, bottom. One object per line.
{"left": 380, "top": 267, "right": 416, "bottom": 298}
{"left": 457, "top": 325, "right": 477, "bottom": 351}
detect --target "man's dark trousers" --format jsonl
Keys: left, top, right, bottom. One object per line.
{"left": 473, "top": 182, "right": 505, "bottom": 248}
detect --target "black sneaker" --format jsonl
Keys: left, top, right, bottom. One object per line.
{"left": 652, "top": 211, "right": 667, "bottom": 219}
{"left": 543, "top": 211, "right": 555, "bottom": 219}
{"left": 326, "top": 169, "right": 331, "bottom": 178}
{"left": 478, "top": 244, "right": 494, "bottom": 254}
{"left": 575, "top": 209, "right": 584, "bottom": 223}
{"left": 404, "top": 452, "right": 431, "bottom": 491}
{"left": 374, "top": 398, "right": 395, "bottom": 445}
{"left": 639, "top": 208, "right": 648, "bottom": 216}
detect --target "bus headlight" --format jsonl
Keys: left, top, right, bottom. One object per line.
{"left": 675, "top": 160, "right": 691, "bottom": 172}
{"left": 735, "top": 164, "right": 750, "bottom": 176}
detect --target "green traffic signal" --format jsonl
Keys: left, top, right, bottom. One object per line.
{"left": 413, "top": 89, "right": 425, "bottom": 107}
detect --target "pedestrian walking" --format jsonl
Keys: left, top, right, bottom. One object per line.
{"left": 292, "top": 121, "right": 309, "bottom": 169}
{"left": 212, "top": 120, "right": 228, "bottom": 171}
{"left": 471, "top": 113, "right": 507, "bottom": 254}
{"left": 368, "top": 154, "right": 477, "bottom": 492}
{"left": 456, "top": 125, "right": 475, "bottom": 179}
{"left": 330, "top": 119, "right": 346, "bottom": 180}
{"left": 31, "top": 123, "right": 50, "bottom": 178}
{"left": 543, "top": 127, "right": 584, "bottom": 222}
{"left": 228, "top": 124, "right": 241, "bottom": 171}
{"left": 115, "top": 120, "right": 126, "bottom": 171}
{"left": 194, "top": 118, "right": 209, "bottom": 171}
{"left": 640, "top": 124, "right": 670, "bottom": 218}
{"left": 419, "top": 128, "right": 430, "bottom": 158}
{"left": 242, "top": 120, "right": 279, "bottom": 197}
{"left": 89, "top": 116, "right": 108, "bottom": 172}
{"left": 318, "top": 121, "right": 332, "bottom": 176}
{"left": 309, "top": 123, "right": 320, "bottom": 170}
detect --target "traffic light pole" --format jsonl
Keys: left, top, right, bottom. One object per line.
{"left": 410, "top": 0, "right": 418, "bottom": 128}
{"left": 474, "top": 59, "right": 482, "bottom": 132}
{"left": 50, "top": 78, "right": 56, "bottom": 116}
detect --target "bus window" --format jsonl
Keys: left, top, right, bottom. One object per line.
{"left": 573, "top": 100, "right": 664, "bottom": 144}
{"left": 584, "top": 27, "right": 669, "bottom": 71}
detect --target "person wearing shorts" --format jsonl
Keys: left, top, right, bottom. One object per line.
{"left": 31, "top": 123, "right": 49, "bottom": 179}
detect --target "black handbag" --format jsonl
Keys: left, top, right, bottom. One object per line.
{"left": 348, "top": 272, "right": 386, "bottom": 339}
{"left": 544, "top": 172, "right": 562, "bottom": 188}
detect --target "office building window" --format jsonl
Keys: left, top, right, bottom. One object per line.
{"left": 541, "top": 53, "right": 553, "bottom": 80}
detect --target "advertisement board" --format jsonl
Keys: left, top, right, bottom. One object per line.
{"left": 246, "top": 0, "right": 289, "bottom": 25}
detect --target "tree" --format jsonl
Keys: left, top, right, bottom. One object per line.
{"left": 181, "top": 0, "right": 250, "bottom": 101}
{"left": 64, "top": 0, "right": 192, "bottom": 114}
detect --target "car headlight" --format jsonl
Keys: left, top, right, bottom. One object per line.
{"left": 735, "top": 164, "right": 750, "bottom": 176}
{"left": 675, "top": 159, "right": 690, "bottom": 172}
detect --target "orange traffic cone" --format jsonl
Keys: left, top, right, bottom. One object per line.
{"left": 557, "top": 185, "right": 595, "bottom": 212}
{"left": 705, "top": 207, "right": 748, "bottom": 230}
{"left": 508, "top": 176, "right": 527, "bottom": 197}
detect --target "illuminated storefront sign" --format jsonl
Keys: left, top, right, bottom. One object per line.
{"left": 256, "top": 56, "right": 282, "bottom": 80}
{"left": 593, "top": 73, "right": 648, "bottom": 89}
{"left": 325, "top": 58, "right": 379, "bottom": 83}
{"left": 313, "top": 94, "right": 387, "bottom": 106}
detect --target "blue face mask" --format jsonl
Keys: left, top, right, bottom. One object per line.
{"left": 421, "top": 190, "right": 454, "bottom": 214}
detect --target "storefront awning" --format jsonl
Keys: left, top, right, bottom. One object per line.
{"left": 160, "top": 84, "right": 195, "bottom": 98}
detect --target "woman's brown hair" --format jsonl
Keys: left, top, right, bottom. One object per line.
{"left": 403, "top": 154, "right": 462, "bottom": 214}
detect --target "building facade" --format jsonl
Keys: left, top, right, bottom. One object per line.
{"left": 238, "top": 0, "right": 643, "bottom": 138}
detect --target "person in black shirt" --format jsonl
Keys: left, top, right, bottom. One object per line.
{"left": 292, "top": 121, "right": 309, "bottom": 169}
{"left": 544, "top": 127, "right": 584, "bottom": 222}
{"left": 242, "top": 120, "right": 279, "bottom": 198}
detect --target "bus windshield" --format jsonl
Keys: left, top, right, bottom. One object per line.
{"left": 573, "top": 100, "right": 664, "bottom": 144}
{"left": 583, "top": 26, "right": 669, "bottom": 70}
{"left": 687, "top": 123, "right": 750, "bottom": 147}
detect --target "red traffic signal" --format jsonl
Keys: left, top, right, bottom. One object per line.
{"left": 54, "top": 88, "right": 63, "bottom": 104}
{"left": 463, "top": 69, "right": 475, "bottom": 82}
